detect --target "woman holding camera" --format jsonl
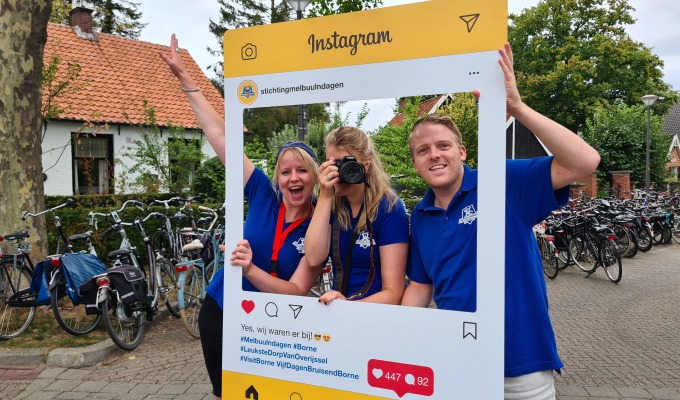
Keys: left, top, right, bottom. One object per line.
{"left": 304, "top": 126, "right": 409, "bottom": 305}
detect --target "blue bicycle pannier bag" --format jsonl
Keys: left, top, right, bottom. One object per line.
{"left": 60, "top": 253, "right": 107, "bottom": 303}
{"left": 29, "top": 260, "right": 52, "bottom": 306}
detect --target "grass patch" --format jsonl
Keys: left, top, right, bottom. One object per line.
{"left": 0, "top": 306, "right": 108, "bottom": 349}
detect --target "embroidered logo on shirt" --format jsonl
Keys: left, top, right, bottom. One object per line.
{"left": 292, "top": 237, "right": 305, "bottom": 254}
{"left": 458, "top": 204, "right": 478, "bottom": 225}
{"left": 356, "top": 231, "right": 376, "bottom": 249}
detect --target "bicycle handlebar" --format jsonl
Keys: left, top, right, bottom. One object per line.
{"left": 21, "top": 198, "right": 75, "bottom": 221}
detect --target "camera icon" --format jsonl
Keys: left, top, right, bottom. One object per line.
{"left": 241, "top": 43, "right": 257, "bottom": 60}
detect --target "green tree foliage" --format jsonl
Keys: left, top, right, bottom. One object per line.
{"left": 306, "top": 0, "right": 382, "bottom": 17}
{"left": 50, "top": 0, "right": 146, "bottom": 39}
{"left": 243, "top": 103, "right": 328, "bottom": 148}
{"left": 509, "top": 0, "right": 677, "bottom": 133}
{"left": 194, "top": 156, "right": 226, "bottom": 203}
{"left": 583, "top": 102, "right": 669, "bottom": 188}
{"left": 119, "top": 102, "right": 206, "bottom": 194}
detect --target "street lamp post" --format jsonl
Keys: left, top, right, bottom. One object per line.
{"left": 641, "top": 94, "right": 658, "bottom": 193}
{"left": 286, "top": 0, "right": 312, "bottom": 141}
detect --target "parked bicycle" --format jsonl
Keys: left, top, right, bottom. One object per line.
{"left": 22, "top": 199, "right": 105, "bottom": 336}
{"left": 567, "top": 213, "right": 623, "bottom": 283}
{"left": 82, "top": 200, "right": 150, "bottom": 350}
{"left": 175, "top": 206, "right": 222, "bottom": 338}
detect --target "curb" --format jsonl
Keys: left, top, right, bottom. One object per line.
{"left": 0, "top": 347, "right": 49, "bottom": 365}
{"left": 0, "top": 306, "right": 172, "bottom": 369}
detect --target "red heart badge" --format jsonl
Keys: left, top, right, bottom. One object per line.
{"left": 241, "top": 300, "right": 255, "bottom": 314}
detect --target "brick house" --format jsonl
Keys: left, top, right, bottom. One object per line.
{"left": 41, "top": 7, "right": 224, "bottom": 195}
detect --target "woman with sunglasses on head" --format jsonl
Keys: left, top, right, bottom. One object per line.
{"left": 304, "top": 126, "right": 409, "bottom": 305}
{"left": 161, "top": 34, "right": 324, "bottom": 400}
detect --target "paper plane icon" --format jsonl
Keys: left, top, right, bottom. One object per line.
{"left": 289, "top": 304, "right": 303, "bottom": 319}
{"left": 459, "top": 14, "right": 480, "bottom": 33}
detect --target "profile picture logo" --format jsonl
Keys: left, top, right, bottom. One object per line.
{"left": 237, "top": 80, "right": 258, "bottom": 105}
{"left": 241, "top": 43, "right": 257, "bottom": 60}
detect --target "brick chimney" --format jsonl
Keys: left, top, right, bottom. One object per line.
{"left": 69, "top": 7, "right": 94, "bottom": 34}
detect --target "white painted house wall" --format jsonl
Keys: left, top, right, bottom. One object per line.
{"left": 42, "top": 121, "right": 217, "bottom": 196}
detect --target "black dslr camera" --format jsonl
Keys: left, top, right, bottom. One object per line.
{"left": 333, "top": 156, "right": 365, "bottom": 184}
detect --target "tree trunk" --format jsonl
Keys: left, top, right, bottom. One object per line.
{"left": 0, "top": 0, "right": 52, "bottom": 260}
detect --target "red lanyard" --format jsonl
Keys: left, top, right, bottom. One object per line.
{"left": 270, "top": 203, "right": 311, "bottom": 277}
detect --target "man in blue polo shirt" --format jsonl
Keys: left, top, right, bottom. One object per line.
{"left": 402, "top": 43, "right": 600, "bottom": 399}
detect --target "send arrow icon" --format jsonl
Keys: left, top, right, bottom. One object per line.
{"left": 459, "top": 14, "right": 480, "bottom": 33}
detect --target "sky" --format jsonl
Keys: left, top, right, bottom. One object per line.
{"left": 137, "top": 0, "right": 680, "bottom": 133}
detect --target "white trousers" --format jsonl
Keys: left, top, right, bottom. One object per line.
{"left": 504, "top": 370, "right": 556, "bottom": 400}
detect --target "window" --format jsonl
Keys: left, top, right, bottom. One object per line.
{"left": 72, "top": 134, "right": 113, "bottom": 194}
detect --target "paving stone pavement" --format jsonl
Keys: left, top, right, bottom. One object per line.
{"left": 549, "top": 243, "right": 680, "bottom": 400}
{"left": 2, "top": 244, "right": 679, "bottom": 399}
{"left": 2, "top": 317, "right": 212, "bottom": 400}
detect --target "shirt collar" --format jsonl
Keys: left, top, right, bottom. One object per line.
{"left": 419, "top": 165, "right": 477, "bottom": 211}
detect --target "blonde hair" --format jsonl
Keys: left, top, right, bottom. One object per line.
{"left": 325, "top": 126, "right": 398, "bottom": 233}
{"left": 271, "top": 147, "right": 319, "bottom": 200}
{"left": 408, "top": 114, "right": 464, "bottom": 156}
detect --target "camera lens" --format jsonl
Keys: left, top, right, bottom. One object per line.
{"left": 339, "top": 162, "right": 365, "bottom": 184}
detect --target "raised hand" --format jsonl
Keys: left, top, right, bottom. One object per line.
{"left": 497, "top": 42, "right": 523, "bottom": 117}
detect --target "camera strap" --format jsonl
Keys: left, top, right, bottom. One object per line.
{"left": 270, "top": 203, "right": 311, "bottom": 278}
{"left": 331, "top": 205, "right": 375, "bottom": 300}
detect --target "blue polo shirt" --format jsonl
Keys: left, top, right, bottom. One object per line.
{"left": 408, "top": 157, "right": 568, "bottom": 377}
{"left": 206, "top": 168, "right": 311, "bottom": 309}
{"left": 333, "top": 195, "right": 409, "bottom": 299}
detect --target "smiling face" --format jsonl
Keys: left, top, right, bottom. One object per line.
{"left": 410, "top": 122, "right": 467, "bottom": 194}
{"left": 275, "top": 149, "right": 315, "bottom": 210}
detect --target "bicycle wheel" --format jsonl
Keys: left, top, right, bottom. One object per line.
{"left": 661, "top": 224, "right": 672, "bottom": 244}
{"left": 180, "top": 267, "right": 203, "bottom": 339}
{"left": 601, "top": 240, "right": 623, "bottom": 283}
{"left": 0, "top": 267, "right": 36, "bottom": 339}
{"left": 101, "top": 294, "right": 145, "bottom": 351}
{"left": 542, "top": 246, "right": 559, "bottom": 279}
{"left": 636, "top": 225, "right": 653, "bottom": 252}
{"left": 651, "top": 220, "right": 665, "bottom": 245}
{"left": 157, "top": 258, "right": 180, "bottom": 318}
{"left": 612, "top": 224, "right": 636, "bottom": 258}
{"left": 568, "top": 236, "right": 597, "bottom": 273}
{"left": 50, "top": 271, "right": 101, "bottom": 335}
{"left": 672, "top": 217, "right": 680, "bottom": 244}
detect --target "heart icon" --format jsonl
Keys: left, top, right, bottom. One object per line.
{"left": 241, "top": 300, "right": 255, "bottom": 314}
{"left": 372, "top": 368, "right": 383, "bottom": 379}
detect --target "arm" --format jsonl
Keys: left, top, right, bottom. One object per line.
{"left": 231, "top": 240, "right": 322, "bottom": 295}
{"left": 401, "top": 281, "right": 434, "bottom": 307}
{"left": 160, "top": 34, "right": 254, "bottom": 185}
{"left": 303, "top": 159, "right": 337, "bottom": 266}
{"left": 498, "top": 42, "right": 600, "bottom": 190}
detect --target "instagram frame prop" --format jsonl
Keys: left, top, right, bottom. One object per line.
{"left": 222, "top": 0, "right": 508, "bottom": 398}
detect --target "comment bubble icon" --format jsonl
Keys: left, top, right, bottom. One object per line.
{"left": 367, "top": 359, "right": 434, "bottom": 398}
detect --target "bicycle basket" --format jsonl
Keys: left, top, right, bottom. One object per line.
{"left": 563, "top": 218, "right": 586, "bottom": 235}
